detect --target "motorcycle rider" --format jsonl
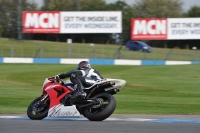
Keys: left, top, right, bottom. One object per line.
{"left": 53, "top": 61, "right": 103, "bottom": 98}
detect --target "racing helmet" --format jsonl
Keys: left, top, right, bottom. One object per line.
{"left": 77, "top": 61, "right": 91, "bottom": 70}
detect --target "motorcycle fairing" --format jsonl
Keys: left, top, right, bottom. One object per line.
{"left": 48, "top": 104, "right": 81, "bottom": 117}
{"left": 42, "top": 78, "right": 73, "bottom": 109}
{"left": 104, "top": 79, "right": 126, "bottom": 91}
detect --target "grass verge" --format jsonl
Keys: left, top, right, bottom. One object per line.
{"left": 0, "top": 63, "right": 200, "bottom": 114}
{"left": 0, "top": 38, "right": 198, "bottom": 61}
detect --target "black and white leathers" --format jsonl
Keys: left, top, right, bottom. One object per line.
{"left": 80, "top": 68, "right": 103, "bottom": 84}
{"left": 58, "top": 68, "right": 103, "bottom": 87}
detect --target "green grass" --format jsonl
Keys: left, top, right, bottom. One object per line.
{"left": 0, "top": 63, "right": 200, "bottom": 114}
{"left": 0, "top": 38, "right": 199, "bottom": 61}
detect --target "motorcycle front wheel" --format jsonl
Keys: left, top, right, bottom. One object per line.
{"left": 84, "top": 93, "right": 116, "bottom": 121}
{"left": 27, "top": 96, "right": 49, "bottom": 120}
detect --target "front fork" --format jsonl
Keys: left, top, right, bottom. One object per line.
{"left": 36, "top": 94, "right": 49, "bottom": 108}
{"left": 40, "top": 94, "right": 49, "bottom": 102}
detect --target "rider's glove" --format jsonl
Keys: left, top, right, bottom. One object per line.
{"left": 54, "top": 75, "right": 60, "bottom": 82}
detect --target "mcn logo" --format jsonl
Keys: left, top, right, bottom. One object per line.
{"left": 131, "top": 18, "right": 167, "bottom": 40}
{"left": 23, "top": 12, "right": 60, "bottom": 33}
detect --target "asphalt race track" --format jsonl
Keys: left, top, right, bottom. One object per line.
{"left": 0, "top": 115, "right": 200, "bottom": 133}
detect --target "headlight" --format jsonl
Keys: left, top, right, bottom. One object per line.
{"left": 143, "top": 47, "right": 148, "bottom": 49}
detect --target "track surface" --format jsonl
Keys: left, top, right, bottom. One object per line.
{"left": 0, "top": 115, "right": 200, "bottom": 133}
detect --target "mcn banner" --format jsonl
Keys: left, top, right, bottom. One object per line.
{"left": 131, "top": 18, "right": 200, "bottom": 40}
{"left": 22, "top": 11, "right": 122, "bottom": 34}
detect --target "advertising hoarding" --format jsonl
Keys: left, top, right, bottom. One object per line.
{"left": 22, "top": 11, "right": 122, "bottom": 34}
{"left": 22, "top": 11, "right": 60, "bottom": 33}
{"left": 131, "top": 18, "right": 167, "bottom": 40}
{"left": 168, "top": 18, "right": 200, "bottom": 40}
{"left": 131, "top": 18, "right": 200, "bottom": 40}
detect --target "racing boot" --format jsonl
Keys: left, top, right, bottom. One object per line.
{"left": 74, "top": 91, "right": 86, "bottom": 98}
{"left": 73, "top": 84, "right": 87, "bottom": 98}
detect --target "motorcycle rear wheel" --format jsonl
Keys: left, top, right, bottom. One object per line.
{"left": 27, "top": 97, "right": 49, "bottom": 120}
{"left": 84, "top": 93, "right": 116, "bottom": 121}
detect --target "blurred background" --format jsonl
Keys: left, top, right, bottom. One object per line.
{"left": 1, "top": 0, "right": 200, "bottom": 115}
{"left": 0, "top": 0, "right": 200, "bottom": 61}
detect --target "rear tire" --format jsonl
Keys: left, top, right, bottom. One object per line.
{"left": 27, "top": 97, "right": 49, "bottom": 120}
{"left": 84, "top": 93, "right": 116, "bottom": 121}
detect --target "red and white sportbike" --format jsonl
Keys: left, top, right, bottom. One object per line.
{"left": 27, "top": 77, "right": 126, "bottom": 121}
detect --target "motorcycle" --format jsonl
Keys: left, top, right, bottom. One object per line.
{"left": 27, "top": 77, "right": 126, "bottom": 121}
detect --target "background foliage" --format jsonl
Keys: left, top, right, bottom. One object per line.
{"left": 0, "top": 0, "right": 200, "bottom": 47}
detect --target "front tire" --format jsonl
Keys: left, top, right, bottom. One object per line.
{"left": 27, "top": 97, "right": 49, "bottom": 120}
{"left": 84, "top": 93, "right": 116, "bottom": 121}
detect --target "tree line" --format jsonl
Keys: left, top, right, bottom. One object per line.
{"left": 0, "top": 0, "right": 200, "bottom": 48}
